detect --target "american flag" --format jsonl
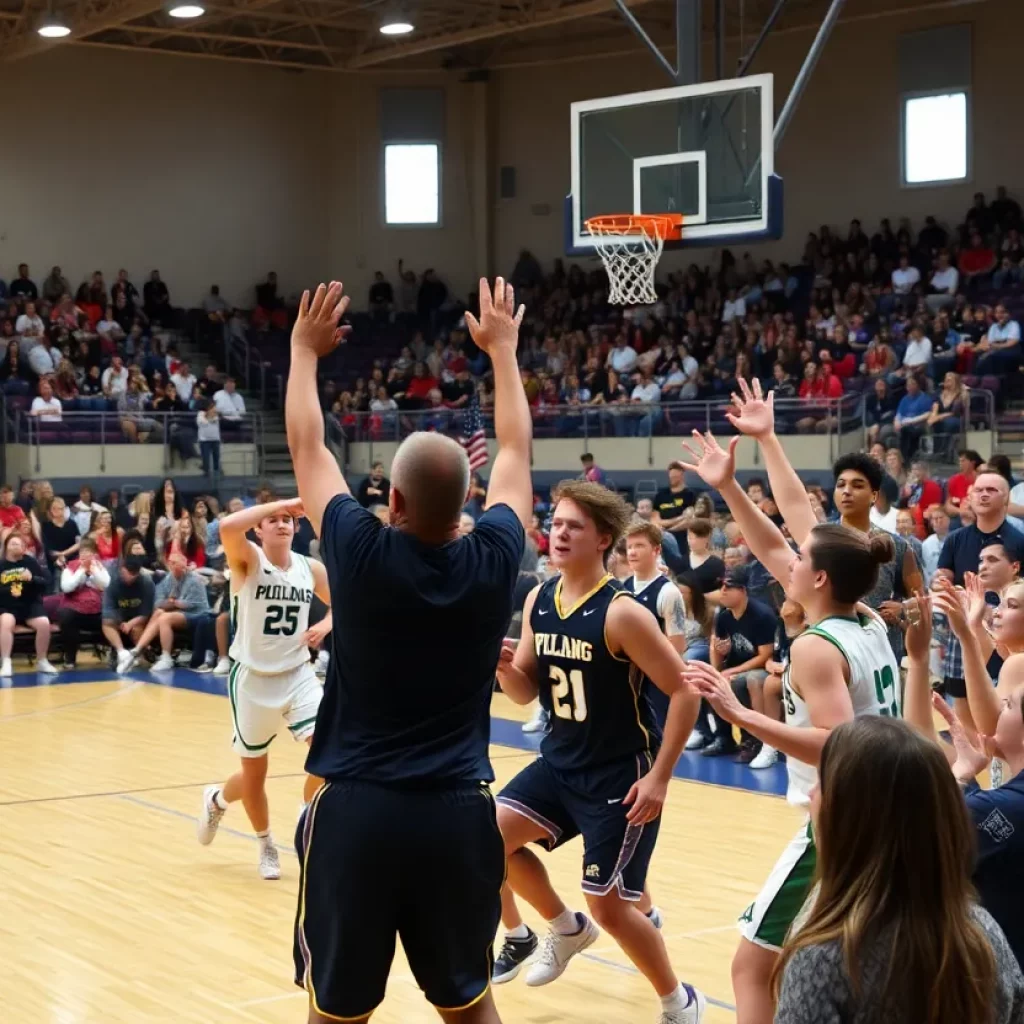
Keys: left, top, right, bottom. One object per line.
{"left": 460, "top": 395, "right": 489, "bottom": 472}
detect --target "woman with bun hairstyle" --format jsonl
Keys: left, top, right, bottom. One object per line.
{"left": 677, "top": 377, "right": 903, "bottom": 1024}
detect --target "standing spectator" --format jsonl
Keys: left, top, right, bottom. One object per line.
{"left": 946, "top": 449, "right": 983, "bottom": 519}
{"left": 893, "top": 376, "right": 933, "bottom": 461}
{"left": 41, "top": 266, "right": 70, "bottom": 305}
{"left": 368, "top": 271, "right": 394, "bottom": 320}
{"left": 118, "top": 552, "right": 210, "bottom": 673}
{"left": 9, "top": 264, "right": 37, "bottom": 303}
{"left": 102, "top": 555, "right": 155, "bottom": 673}
{"left": 357, "top": 462, "right": 391, "bottom": 508}
{"left": 958, "top": 231, "right": 997, "bottom": 294}
{"left": 705, "top": 565, "right": 775, "bottom": 759}
{"left": 143, "top": 270, "right": 173, "bottom": 325}
{"left": 57, "top": 538, "right": 110, "bottom": 669}
{"left": 110, "top": 269, "right": 139, "bottom": 316}
{"left": 0, "top": 531, "right": 54, "bottom": 676}
{"left": 201, "top": 285, "right": 232, "bottom": 344}
{"left": 29, "top": 378, "right": 62, "bottom": 423}
{"left": 934, "top": 472, "right": 1024, "bottom": 734}
{"left": 920, "top": 505, "right": 951, "bottom": 585}
{"left": 196, "top": 400, "right": 221, "bottom": 478}
{"left": 895, "top": 509, "right": 925, "bottom": 564}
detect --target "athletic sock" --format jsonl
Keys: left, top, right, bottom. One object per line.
{"left": 212, "top": 789, "right": 229, "bottom": 811}
{"left": 549, "top": 909, "right": 582, "bottom": 936}
{"left": 506, "top": 924, "right": 531, "bottom": 940}
{"left": 660, "top": 985, "right": 689, "bottom": 1012}
{"left": 256, "top": 828, "right": 272, "bottom": 843}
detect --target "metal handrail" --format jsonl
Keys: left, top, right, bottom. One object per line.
{"left": 860, "top": 387, "right": 997, "bottom": 456}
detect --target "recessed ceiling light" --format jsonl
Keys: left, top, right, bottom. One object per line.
{"left": 36, "top": 15, "right": 70, "bottom": 37}
{"left": 380, "top": 21, "right": 414, "bottom": 35}
{"left": 168, "top": 3, "right": 204, "bottom": 15}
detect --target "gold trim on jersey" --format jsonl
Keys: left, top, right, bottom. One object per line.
{"left": 604, "top": 589, "right": 633, "bottom": 663}
{"left": 553, "top": 572, "right": 613, "bottom": 619}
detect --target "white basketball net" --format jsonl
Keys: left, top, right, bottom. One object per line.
{"left": 588, "top": 220, "right": 667, "bottom": 306}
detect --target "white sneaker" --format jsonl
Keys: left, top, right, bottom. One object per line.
{"left": 522, "top": 706, "right": 550, "bottom": 734}
{"left": 197, "top": 785, "right": 226, "bottom": 846}
{"left": 116, "top": 648, "right": 136, "bottom": 674}
{"left": 259, "top": 839, "right": 281, "bottom": 880}
{"left": 151, "top": 653, "right": 175, "bottom": 672}
{"left": 36, "top": 659, "right": 59, "bottom": 675}
{"left": 524, "top": 914, "right": 599, "bottom": 986}
{"left": 194, "top": 663, "right": 213, "bottom": 674}
{"left": 659, "top": 985, "right": 707, "bottom": 1024}
{"left": 684, "top": 731, "right": 707, "bottom": 750}
{"left": 0, "top": 657, "right": 11, "bottom": 678}
{"left": 175, "top": 650, "right": 193, "bottom": 666}
{"left": 213, "top": 656, "right": 231, "bottom": 676}
{"left": 749, "top": 745, "right": 779, "bottom": 770}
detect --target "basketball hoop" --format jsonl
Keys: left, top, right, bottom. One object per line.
{"left": 584, "top": 213, "right": 684, "bottom": 306}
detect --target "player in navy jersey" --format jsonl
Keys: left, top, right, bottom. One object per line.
{"left": 284, "top": 278, "right": 532, "bottom": 1024}
{"left": 494, "top": 480, "right": 706, "bottom": 1024}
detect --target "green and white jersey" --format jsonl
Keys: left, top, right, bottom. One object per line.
{"left": 229, "top": 546, "right": 315, "bottom": 675}
{"left": 781, "top": 611, "right": 900, "bottom": 807}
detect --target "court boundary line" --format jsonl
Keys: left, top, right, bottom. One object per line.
{"left": 0, "top": 679, "right": 143, "bottom": 721}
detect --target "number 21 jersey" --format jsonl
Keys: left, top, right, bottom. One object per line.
{"left": 229, "top": 545, "right": 315, "bottom": 674}
{"left": 531, "top": 574, "right": 656, "bottom": 772}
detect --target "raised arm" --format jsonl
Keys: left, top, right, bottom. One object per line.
{"left": 465, "top": 278, "right": 532, "bottom": 527}
{"left": 678, "top": 430, "right": 795, "bottom": 585}
{"left": 219, "top": 498, "right": 302, "bottom": 577}
{"left": 286, "top": 282, "right": 352, "bottom": 536}
{"left": 727, "top": 379, "right": 818, "bottom": 545}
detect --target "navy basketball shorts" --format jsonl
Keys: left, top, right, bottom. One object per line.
{"left": 293, "top": 779, "right": 505, "bottom": 1019}
{"left": 496, "top": 752, "right": 660, "bottom": 901}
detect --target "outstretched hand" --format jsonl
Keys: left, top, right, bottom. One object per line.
{"left": 464, "top": 277, "right": 525, "bottom": 355}
{"left": 904, "top": 593, "right": 932, "bottom": 662}
{"left": 678, "top": 430, "right": 739, "bottom": 491}
{"left": 292, "top": 281, "right": 351, "bottom": 358}
{"left": 727, "top": 378, "right": 776, "bottom": 440}
{"left": 930, "top": 691, "right": 999, "bottom": 781}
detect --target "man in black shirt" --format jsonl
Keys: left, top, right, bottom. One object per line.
{"left": 285, "top": 277, "right": 531, "bottom": 1024}
{"left": 683, "top": 518, "right": 726, "bottom": 595}
{"left": 652, "top": 461, "right": 696, "bottom": 536}
{"left": 355, "top": 462, "right": 390, "bottom": 508}
{"left": 9, "top": 263, "right": 37, "bottom": 304}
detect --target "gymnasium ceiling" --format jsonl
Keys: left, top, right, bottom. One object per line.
{"left": 0, "top": 0, "right": 987, "bottom": 73}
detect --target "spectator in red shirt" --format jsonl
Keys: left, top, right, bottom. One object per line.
{"left": 404, "top": 362, "right": 439, "bottom": 407}
{"left": 945, "top": 448, "right": 982, "bottom": 519}
{"left": 902, "top": 459, "right": 944, "bottom": 539}
{"left": 796, "top": 360, "right": 842, "bottom": 433}
{"left": 0, "top": 485, "right": 26, "bottom": 536}
{"left": 958, "top": 231, "right": 997, "bottom": 292}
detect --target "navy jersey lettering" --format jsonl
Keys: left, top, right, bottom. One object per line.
{"left": 309, "top": 494, "right": 524, "bottom": 785}
{"left": 532, "top": 574, "right": 657, "bottom": 771}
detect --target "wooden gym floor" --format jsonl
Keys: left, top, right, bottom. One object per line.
{"left": 0, "top": 667, "right": 804, "bottom": 1023}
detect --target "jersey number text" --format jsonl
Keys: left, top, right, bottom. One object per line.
{"left": 264, "top": 604, "right": 299, "bottom": 637}
{"left": 549, "top": 665, "right": 588, "bottom": 722}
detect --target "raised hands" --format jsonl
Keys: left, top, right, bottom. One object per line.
{"left": 464, "top": 277, "right": 525, "bottom": 355}
{"left": 930, "top": 691, "right": 997, "bottom": 782}
{"left": 679, "top": 430, "right": 739, "bottom": 491}
{"left": 904, "top": 593, "right": 932, "bottom": 662}
{"left": 292, "top": 281, "right": 351, "bottom": 358}
{"left": 931, "top": 577, "right": 973, "bottom": 640}
{"left": 727, "top": 378, "right": 776, "bottom": 440}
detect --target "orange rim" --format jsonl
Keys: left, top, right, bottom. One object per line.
{"left": 585, "top": 213, "right": 684, "bottom": 240}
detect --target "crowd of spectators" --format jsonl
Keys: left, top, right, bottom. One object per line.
{"left": 324, "top": 189, "right": 1024, "bottom": 457}
{"left": 0, "top": 477, "right": 323, "bottom": 675}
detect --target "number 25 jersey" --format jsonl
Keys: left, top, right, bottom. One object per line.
{"left": 229, "top": 545, "right": 315, "bottom": 674}
{"left": 531, "top": 574, "right": 657, "bottom": 772}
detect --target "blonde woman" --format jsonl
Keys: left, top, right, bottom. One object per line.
{"left": 928, "top": 370, "right": 967, "bottom": 439}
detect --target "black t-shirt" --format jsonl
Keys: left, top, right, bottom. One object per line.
{"left": 9, "top": 277, "right": 38, "bottom": 301}
{"left": 686, "top": 553, "right": 725, "bottom": 594}
{"left": 369, "top": 281, "right": 394, "bottom": 305}
{"left": 938, "top": 521, "right": 1024, "bottom": 585}
{"left": 714, "top": 597, "right": 778, "bottom": 669}
{"left": 308, "top": 495, "right": 524, "bottom": 784}
{"left": 0, "top": 556, "right": 49, "bottom": 609}
{"left": 653, "top": 486, "right": 696, "bottom": 522}
{"left": 356, "top": 475, "right": 391, "bottom": 509}
{"left": 41, "top": 518, "right": 80, "bottom": 565}
{"left": 442, "top": 378, "right": 475, "bottom": 406}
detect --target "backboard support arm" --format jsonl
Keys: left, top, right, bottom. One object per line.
{"left": 614, "top": 0, "right": 700, "bottom": 86}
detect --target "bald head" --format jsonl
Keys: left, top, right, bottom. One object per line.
{"left": 390, "top": 432, "right": 470, "bottom": 541}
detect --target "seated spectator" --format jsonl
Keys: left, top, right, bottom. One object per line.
{"left": 42, "top": 266, "right": 70, "bottom": 305}
{"left": 50, "top": 293, "right": 81, "bottom": 332}
{"left": 902, "top": 460, "right": 943, "bottom": 539}
{"left": 164, "top": 510, "right": 206, "bottom": 570}
{"left": 28, "top": 331, "right": 61, "bottom": 378}
{"left": 52, "top": 359, "right": 79, "bottom": 404}
{"left": 357, "top": 462, "right": 390, "bottom": 508}
{"left": 626, "top": 367, "right": 661, "bottom": 436}
{"left": 893, "top": 376, "right": 933, "bottom": 460}
{"left": 152, "top": 381, "right": 196, "bottom": 464}
{"left": 0, "top": 484, "right": 26, "bottom": 536}
{"left": 773, "top": 717, "right": 1024, "bottom": 1024}
{"left": 861, "top": 335, "right": 897, "bottom": 379}
{"left": 29, "top": 378, "right": 62, "bottom": 423}
{"left": 796, "top": 360, "right": 842, "bottom": 433}
{"left": 71, "top": 486, "right": 105, "bottom": 535}
{"left": 89, "top": 509, "right": 120, "bottom": 562}
{"left": 102, "top": 355, "right": 128, "bottom": 400}
{"left": 864, "top": 377, "right": 898, "bottom": 447}
{"left": 103, "top": 555, "right": 155, "bottom": 673}
{"left": 975, "top": 303, "right": 1022, "bottom": 376}
{"left": 96, "top": 305, "right": 126, "bottom": 349}
{"left": 927, "top": 371, "right": 967, "bottom": 442}
{"left": 118, "top": 552, "right": 210, "bottom": 673}
{"left": 926, "top": 249, "right": 960, "bottom": 312}
{"left": 57, "top": 538, "right": 110, "bottom": 669}
{"left": 958, "top": 230, "right": 997, "bottom": 294}
{"left": 0, "top": 530, "right": 54, "bottom": 676}
{"left": 118, "top": 377, "right": 162, "bottom": 443}
{"left": 212, "top": 377, "right": 245, "bottom": 421}
{"left": 15, "top": 301, "right": 45, "bottom": 340}
{"left": 143, "top": 270, "right": 174, "bottom": 326}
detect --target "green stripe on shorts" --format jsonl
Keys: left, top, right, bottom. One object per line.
{"left": 753, "top": 821, "right": 816, "bottom": 948}
{"left": 228, "top": 663, "right": 273, "bottom": 753}
{"left": 288, "top": 715, "right": 318, "bottom": 734}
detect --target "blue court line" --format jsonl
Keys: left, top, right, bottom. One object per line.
{"left": 3, "top": 664, "right": 789, "bottom": 797}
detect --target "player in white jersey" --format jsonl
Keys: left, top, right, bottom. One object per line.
{"left": 196, "top": 498, "right": 331, "bottom": 879}
{"left": 678, "top": 379, "right": 901, "bottom": 1024}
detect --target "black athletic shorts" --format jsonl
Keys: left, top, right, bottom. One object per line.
{"left": 293, "top": 779, "right": 505, "bottom": 1019}
{"left": 496, "top": 752, "right": 661, "bottom": 901}
{"left": 6, "top": 601, "right": 46, "bottom": 626}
